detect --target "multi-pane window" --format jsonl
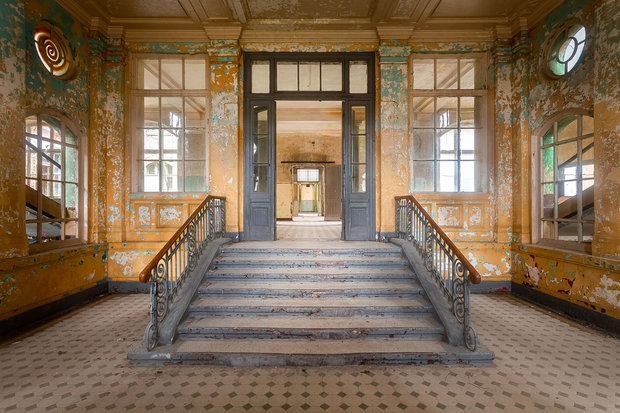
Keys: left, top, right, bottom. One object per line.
{"left": 25, "top": 114, "right": 81, "bottom": 245}
{"left": 133, "top": 56, "right": 208, "bottom": 192}
{"left": 539, "top": 114, "right": 594, "bottom": 243}
{"left": 410, "top": 55, "right": 487, "bottom": 192}
{"left": 296, "top": 168, "right": 320, "bottom": 182}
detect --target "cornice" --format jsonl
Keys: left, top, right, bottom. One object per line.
{"left": 410, "top": 29, "right": 494, "bottom": 42}
{"left": 240, "top": 29, "right": 379, "bottom": 43}
{"left": 376, "top": 25, "right": 414, "bottom": 40}
{"left": 203, "top": 23, "right": 243, "bottom": 40}
{"left": 124, "top": 30, "right": 208, "bottom": 43}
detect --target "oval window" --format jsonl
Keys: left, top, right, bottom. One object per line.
{"left": 546, "top": 24, "right": 586, "bottom": 77}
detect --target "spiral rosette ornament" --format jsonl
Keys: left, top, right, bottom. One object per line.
{"left": 34, "top": 21, "right": 78, "bottom": 80}
{"left": 464, "top": 325, "right": 478, "bottom": 351}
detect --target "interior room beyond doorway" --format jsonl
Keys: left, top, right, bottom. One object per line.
{"left": 275, "top": 100, "right": 342, "bottom": 240}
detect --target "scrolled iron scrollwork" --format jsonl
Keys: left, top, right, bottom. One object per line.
{"left": 424, "top": 223, "right": 434, "bottom": 273}
{"left": 464, "top": 325, "right": 477, "bottom": 351}
{"left": 155, "top": 260, "right": 169, "bottom": 322}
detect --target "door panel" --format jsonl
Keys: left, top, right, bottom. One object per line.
{"left": 244, "top": 102, "right": 275, "bottom": 240}
{"left": 343, "top": 102, "right": 374, "bottom": 240}
{"left": 324, "top": 165, "right": 342, "bottom": 221}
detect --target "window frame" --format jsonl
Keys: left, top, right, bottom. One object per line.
{"left": 409, "top": 53, "right": 490, "bottom": 194}
{"left": 531, "top": 108, "right": 594, "bottom": 253}
{"left": 130, "top": 54, "right": 210, "bottom": 194}
{"left": 25, "top": 110, "right": 86, "bottom": 251}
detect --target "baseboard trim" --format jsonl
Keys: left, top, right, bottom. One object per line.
{"left": 511, "top": 282, "right": 620, "bottom": 336}
{"left": 0, "top": 283, "right": 109, "bottom": 342}
{"left": 471, "top": 281, "right": 511, "bottom": 294}
{"left": 108, "top": 281, "right": 150, "bottom": 294}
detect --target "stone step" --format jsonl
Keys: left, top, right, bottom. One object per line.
{"left": 197, "top": 280, "right": 423, "bottom": 298}
{"left": 211, "top": 255, "right": 409, "bottom": 268}
{"left": 205, "top": 267, "right": 415, "bottom": 281}
{"left": 178, "top": 315, "right": 444, "bottom": 340}
{"left": 219, "top": 247, "right": 403, "bottom": 257}
{"left": 128, "top": 338, "right": 494, "bottom": 367}
{"left": 189, "top": 296, "right": 433, "bottom": 317}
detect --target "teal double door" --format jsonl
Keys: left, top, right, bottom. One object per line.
{"left": 243, "top": 53, "right": 375, "bottom": 241}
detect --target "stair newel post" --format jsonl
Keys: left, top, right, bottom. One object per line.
{"left": 144, "top": 267, "right": 159, "bottom": 351}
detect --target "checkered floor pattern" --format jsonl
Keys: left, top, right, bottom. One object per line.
{"left": 277, "top": 221, "right": 341, "bottom": 240}
{"left": 1, "top": 294, "right": 618, "bottom": 412}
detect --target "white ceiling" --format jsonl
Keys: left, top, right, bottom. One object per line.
{"left": 58, "top": 0, "right": 565, "bottom": 42}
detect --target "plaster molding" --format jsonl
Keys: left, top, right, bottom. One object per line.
{"left": 376, "top": 25, "right": 414, "bottom": 41}
{"left": 240, "top": 29, "right": 379, "bottom": 43}
{"left": 409, "top": 29, "right": 494, "bottom": 42}
{"left": 107, "top": 26, "right": 125, "bottom": 40}
{"left": 124, "top": 30, "right": 208, "bottom": 43}
{"left": 203, "top": 23, "right": 243, "bottom": 40}
{"left": 56, "top": 0, "right": 92, "bottom": 26}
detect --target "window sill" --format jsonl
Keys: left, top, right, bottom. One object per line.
{"left": 534, "top": 239, "right": 592, "bottom": 254}
{"left": 28, "top": 239, "right": 88, "bottom": 256}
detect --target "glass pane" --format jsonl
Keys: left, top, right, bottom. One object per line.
{"left": 65, "top": 183, "right": 78, "bottom": 213}
{"left": 460, "top": 160, "right": 475, "bottom": 192}
{"left": 352, "top": 164, "right": 366, "bottom": 193}
{"left": 138, "top": 59, "right": 159, "bottom": 89}
{"left": 436, "top": 59, "right": 458, "bottom": 89}
{"left": 42, "top": 115, "right": 62, "bottom": 141}
{"left": 25, "top": 115, "right": 38, "bottom": 135}
{"left": 353, "top": 135, "right": 366, "bottom": 164}
{"left": 142, "top": 129, "right": 159, "bottom": 160}
{"left": 437, "top": 129, "right": 457, "bottom": 160}
{"left": 185, "top": 130, "right": 205, "bottom": 160}
{"left": 558, "top": 221, "right": 578, "bottom": 241}
{"left": 26, "top": 222, "right": 38, "bottom": 243}
{"left": 412, "top": 59, "right": 434, "bottom": 89}
{"left": 65, "top": 146, "right": 78, "bottom": 183}
{"left": 141, "top": 161, "right": 159, "bottom": 192}
{"left": 582, "top": 222, "right": 594, "bottom": 242}
{"left": 277, "top": 61, "right": 298, "bottom": 91}
{"left": 41, "top": 141, "right": 62, "bottom": 181}
{"left": 353, "top": 106, "right": 366, "bottom": 134}
{"left": 349, "top": 61, "right": 367, "bottom": 93}
{"left": 185, "top": 59, "right": 206, "bottom": 89}
{"left": 162, "top": 130, "right": 181, "bottom": 160}
{"left": 411, "top": 97, "right": 434, "bottom": 128}
{"left": 582, "top": 178, "right": 594, "bottom": 192}
{"left": 558, "top": 115, "right": 578, "bottom": 141}
{"left": 436, "top": 97, "right": 457, "bottom": 128}
{"left": 161, "top": 59, "right": 182, "bottom": 89}
{"left": 254, "top": 107, "right": 268, "bottom": 134}
{"left": 161, "top": 161, "right": 181, "bottom": 192}
{"left": 460, "top": 58, "right": 482, "bottom": 89}
{"left": 185, "top": 97, "right": 206, "bottom": 128}
{"left": 412, "top": 130, "right": 433, "bottom": 160}
{"left": 542, "top": 220, "right": 556, "bottom": 239}
{"left": 41, "top": 221, "right": 61, "bottom": 242}
{"left": 299, "top": 61, "right": 320, "bottom": 91}
{"left": 321, "top": 61, "right": 342, "bottom": 91}
{"left": 438, "top": 160, "right": 457, "bottom": 191}
{"left": 541, "top": 146, "right": 554, "bottom": 182}
{"left": 460, "top": 129, "right": 476, "bottom": 160}
{"left": 542, "top": 127, "right": 554, "bottom": 146}
{"left": 64, "top": 220, "right": 78, "bottom": 239}
{"left": 582, "top": 115, "right": 593, "bottom": 135}
{"left": 253, "top": 134, "right": 268, "bottom": 164}
{"left": 253, "top": 165, "right": 268, "bottom": 192}
{"left": 557, "top": 141, "right": 578, "bottom": 174}
{"left": 162, "top": 97, "right": 183, "bottom": 128}
{"left": 185, "top": 161, "right": 206, "bottom": 192}
{"left": 141, "top": 97, "right": 159, "bottom": 127}
{"left": 26, "top": 178, "right": 37, "bottom": 192}
{"left": 65, "top": 128, "right": 77, "bottom": 145}
{"left": 542, "top": 183, "right": 555, "bottom": 218}
{"left": 459, "top": 97, "right": 480, "bottom": 127}
{"left": 412, "top": 161, "right": 434, "bottom": 192}
{"left": 25, "top": 142, "right": 38, "bottom": 178}
{"left": 252, "top": 61, "right": 270, "bottom": 93}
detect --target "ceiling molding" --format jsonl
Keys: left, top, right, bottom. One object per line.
{"left": 124, "top": 29, "right": 208, "bottom": 43}
{"left": 376, "top": 25, "right": 414, "bottom": 40}
{"left": 520, "top": 0, "right": 566, "bottom": 35}
{"left": 225, "top": 0, "right": 247, "bottom": 24}
{"left": 56, "top": 0, "right": 92, "bottom": 26}
{"left": 409, "top": 29, "right": 494, "bottom": 42}
{"left": 372, "top": 0, "right": 399, "bottom": 23}
{"left": 240, "top": 29, "right": 379, "bottom": 43}
{"left": 203, "top": 23, "right": 243, "bottom": 40}
{"left": 410, "top": 0, "right": 441, "bottom": 25}
{"left": 424, "top": 17, "right": 508, "bottom": 26}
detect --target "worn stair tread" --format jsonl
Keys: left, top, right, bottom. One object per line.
{"left": 199, "top": 280, "right": 422, "bottom": 291}
{"left": 206, "top": 267, "right": 415, "bottom": 278}
{"left": 222, "top": 241, "right": 399, "bottom": 251}
{"left": 190, "top": 296, "right": 431, "bottom": 309}
{"left": 212, "top": 257, "right": 409, "bottom": 267}
{"left": 219, "top": 249, "right": 402, "bottom": 256}
{"left": 180, "top": 315, "right": 441, "bottom": 330}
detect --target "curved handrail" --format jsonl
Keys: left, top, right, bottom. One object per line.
{"left": 139, "top": 195, "right": 226, "bottom": 283}
{"left": 395, "top": 195, "right": 480, "bottom": 284}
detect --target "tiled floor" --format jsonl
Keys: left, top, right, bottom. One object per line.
{"left": 277, "top": 220, "right": 341, "bottom": 240}
{"left": 1, "top": 294, "right": 618, "bottom": 413}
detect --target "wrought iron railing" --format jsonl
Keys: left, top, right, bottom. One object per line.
{"left": 395, "top": 195, "right": 480, "bottom": 351}
{"left": 139, "top": 195, "right": 226, "bottom": 350}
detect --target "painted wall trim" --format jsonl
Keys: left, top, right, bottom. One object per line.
{"left": 108, "top": 281, "right": 150, "bottom": 294}
{"left": 512, "top": 282, "right": 620, "bottom": 336}
{"left": 0, "top": 283, "right": 108, "bottom": 342}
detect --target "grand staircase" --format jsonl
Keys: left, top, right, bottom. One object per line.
{"left": 129, "top": 241, "right": 493, "bottom": 366}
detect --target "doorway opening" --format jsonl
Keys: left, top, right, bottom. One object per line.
{"left": 275, "top": 100, "right": 342, "bottom": 240}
